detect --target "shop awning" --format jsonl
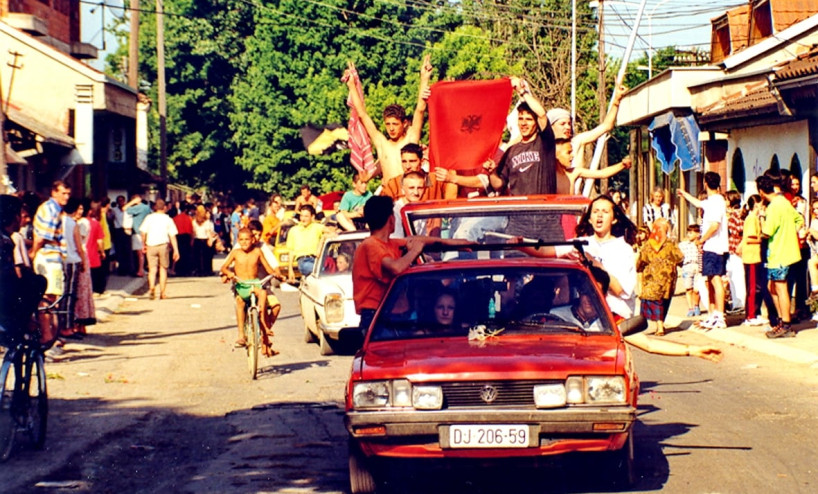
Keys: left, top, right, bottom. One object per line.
{"left": 648, "top": 112, "right": 701, "bottom": 174}
{"left": 5, "top": 107, "right": 74, "bottom": 148}
{"left": 5, "top": 144, "right": 27, "bottom": 164}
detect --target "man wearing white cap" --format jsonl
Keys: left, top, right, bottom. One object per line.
{"left": 547, "top": 85, "right": 627, "bottom": 178}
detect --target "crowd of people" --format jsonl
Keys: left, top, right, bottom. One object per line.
{"left": 2, "top": 59, "right": 812, "bottom": 367}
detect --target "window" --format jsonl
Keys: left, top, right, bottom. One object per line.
{"left": 730, "top": 149, "right": 745, "bottom": 193}
{"left": 790, "top": 154, "right": 802, "bottom": 180}
{"left": 770, "top": 154, "right": 780, "bottom": 173}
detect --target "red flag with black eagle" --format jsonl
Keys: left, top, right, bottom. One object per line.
{"left": 427, "top": 79, "right": 512, "bottom": 171}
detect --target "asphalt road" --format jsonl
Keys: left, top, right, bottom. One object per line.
{"left": 0, "top": 274, "right": 816, "bottom": 493}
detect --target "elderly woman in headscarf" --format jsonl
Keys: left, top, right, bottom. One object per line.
{"left": 192, "top": 205, "right": 217, "bottom": 276}
{"left": 636, "top": 218, "right": 684, "bottom": 336}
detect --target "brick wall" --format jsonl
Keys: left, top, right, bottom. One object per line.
{"left": 2, "top": 0, "right": 77, "bottom": 45}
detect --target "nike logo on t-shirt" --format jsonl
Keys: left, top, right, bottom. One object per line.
{"left": 518, "top": 164, "right": 534, "bottom": 173}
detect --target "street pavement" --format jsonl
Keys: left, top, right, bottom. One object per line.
{"left": 97, "top": 274, "right": 818, "bottom": 369}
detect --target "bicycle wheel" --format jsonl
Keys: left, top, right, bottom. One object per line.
{"left": 247, "top": 307, "right": 260, "bottom": 379}
{"left": 25, "top": 351, "right": 47, "bottom": 450}
{"left": 0, "top": 358, "right": 18, "bottom": 461}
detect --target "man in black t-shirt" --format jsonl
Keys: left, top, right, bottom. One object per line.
{"left": 489, "top": 78, "right": 556, "bottom": 196}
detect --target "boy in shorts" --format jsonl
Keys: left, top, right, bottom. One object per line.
{"left": 221, "top": 228, "right": 282, "bottom": 354}
{"left": 678, "top": 225, "right": 702, "bottom": 316}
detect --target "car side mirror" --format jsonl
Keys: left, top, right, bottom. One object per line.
{"left": 618, "top": 315, "right": 647, "bottom": 336}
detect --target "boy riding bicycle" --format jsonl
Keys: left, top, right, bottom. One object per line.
{"left": 220, "top": 227, "right": 283, "bottom": 355}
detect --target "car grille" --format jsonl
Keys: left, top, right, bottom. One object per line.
{"left": 441, "top": 380, "right": 557, "bottom": 408}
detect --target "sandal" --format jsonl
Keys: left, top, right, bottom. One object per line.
{"left": 234, "top": 339, "right": 247, "bottom": 348}
{"left": 655, "top": 329, "right": 665, "bottom": 337}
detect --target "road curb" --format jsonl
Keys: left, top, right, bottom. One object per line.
{"left": 94, "top": 277, "right": 146, "bottom": 322}
{"left": 688, "top": 325, "right": 818, "bottom": 366}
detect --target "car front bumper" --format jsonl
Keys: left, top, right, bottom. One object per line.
{"left": 346, "top": 407, "right": 636, "bottom": 458}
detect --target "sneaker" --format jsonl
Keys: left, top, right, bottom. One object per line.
{"left": 697, "top": 316, "right": 716, "bottom": 329}
{"left": 44, "top": 346, "right": 65, "bottom": 362}
{"left": 711, "top": 316, "right": 727, "bottom": 330}
{"left": 693, "top": 307, "right": 701, "bottom": 316}
{"left": 765, "top": 325, "right": 796, "bottom": 338}
{"left": 726, "top": 307, "right": 745, "bottom": 316}
{"left": 747, "top": 317, "right": 768, "bottom": 326}
{"left": 686, "top": 309, "right": 697, "bottom": 317}
{"left": 812, "top": 313, "right": 818, "bottom": 322}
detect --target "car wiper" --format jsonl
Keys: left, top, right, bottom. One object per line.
{"left": 507, "top": 317, "right": 588, "bottom": 336}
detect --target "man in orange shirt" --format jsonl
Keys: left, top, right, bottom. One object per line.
{"left": 380, "top": 143, "right": 455, "bottom": 201}
{"left": 353, "top": 196, "right": 462, "bottom": 334}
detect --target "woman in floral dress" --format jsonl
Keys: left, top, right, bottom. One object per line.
{"left": 637, "top": 218, "right": 683, "bottom": 336}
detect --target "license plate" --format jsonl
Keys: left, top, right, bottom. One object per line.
{"left": 280, "top": 254, "right": 289, "bottom": 262}
{"left": 448, "top": 425, "right": 530, "bottom": 448}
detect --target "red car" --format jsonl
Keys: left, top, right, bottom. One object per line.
{"left": 344, "top": 196, "right": 640, "bottom": 493}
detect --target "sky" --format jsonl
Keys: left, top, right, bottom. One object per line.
{"left": 595, "top": 0, "right": 747, "bottom": 57}
{"left": 79, "top": 0, "right": 748, "bottom": 73}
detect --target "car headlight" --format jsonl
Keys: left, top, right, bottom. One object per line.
{"left": 392, "top": 379, "right": 412, "bottom": 407}
{"left": 353, "top": 381, "right": 389, "bottom": 408}
{"left": 324, "top": 293, "right": 344, "bottom": 323}
{"left": 566, "top": 376, "right": 584, "bottom": 404}
{"left": 586, "top": 376, "right": 627, "bottom": 404}
{"left": 533, "top": 383, "right": 566, "bottom": 408}
{"left": 351, "top": 380, "right": 441, "bottom": 410}
{"left": 412, "top": 386, "right": 443, "bottom": 410}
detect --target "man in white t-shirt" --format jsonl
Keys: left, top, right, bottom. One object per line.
{"left": 677, "top": 171, "right": 729, "bottom": 329}
{"left": 140, "top": 199, "right": 180, "bottom": 299}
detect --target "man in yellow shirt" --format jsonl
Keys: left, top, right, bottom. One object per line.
{"left": 286, "top": 205, "right": 325, "bottom": 283}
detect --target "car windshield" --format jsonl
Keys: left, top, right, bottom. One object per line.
{"left": 318, "top": 238, "right": 364, "bottom": 276}
{"left": 277, "top": 220, "right": 295, "bottom": 244}
{"left": 370, "top": 266, "right": 614, "bottom": 342}
{"left": 401, "top": 203, "right": 585, "bottom": 260}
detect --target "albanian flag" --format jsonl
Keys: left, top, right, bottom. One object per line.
{"left": 427, "top": 79, "right": 512, "bottom": 171}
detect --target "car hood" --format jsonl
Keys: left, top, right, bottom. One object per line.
{"left": 358, "top": 335, "right": 623, "bottom": 382}
{"left": 319, "top": 275, "right": 353, "bottom": 298}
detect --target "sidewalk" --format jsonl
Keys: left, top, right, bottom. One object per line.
{"left": 663, "top": 294, "right": 818, "bottom": 368}
{"left": 92, "top": 274, "right": 146, "bottom": 323}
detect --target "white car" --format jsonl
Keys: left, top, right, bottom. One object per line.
{"left": 299, "top": 230, "right": 369, "bottom": 355}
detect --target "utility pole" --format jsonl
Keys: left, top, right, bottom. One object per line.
{"left": 128, "top": 0, "right": 139, "bottom": 88}
{"left": 597, "top": 1, "right": 609, "bottom": 192}
{"left": 0, "top": 70, "right": 6, "bottom": 194}
{"left": 156, "top": 0, "right": 167, "bottom": 197}
{"left": 1, "top": 51, "right": 24, "bottom": 194}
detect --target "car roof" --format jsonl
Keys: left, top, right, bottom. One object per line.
{"left": 400, "top": 194, "right": 590, "bottom": 217}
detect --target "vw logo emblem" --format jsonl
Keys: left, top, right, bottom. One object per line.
{"left": 480, "top": 385, "right": 498, "bottom": 403}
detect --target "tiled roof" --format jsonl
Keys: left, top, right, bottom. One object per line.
{"left": 699, "top": 84, "right": 779, "bottom": 123}
{"left": 775, "top": 45, "right": 818, "bottom": 81}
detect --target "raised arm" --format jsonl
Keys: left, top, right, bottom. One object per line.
{"left": 408, "top": 54, "right": 433, "bottom": 141}
{"left": 575, "top": 156, "right": 632, "bottom": 180}
{"left": 344, "top": 61, "right": 383, "bottom": 143}
{"left": 573, "top": 85, "right": 626, "bottom": 147}
{"left": 677, "top": 188, "right": 703, "bottom": 209}
{"left": 510, "top": 77, "right": 548, "bottom": 130}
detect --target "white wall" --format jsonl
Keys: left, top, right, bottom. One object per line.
{"left": 728, "top": 120, "right": 810, "bottom": 195}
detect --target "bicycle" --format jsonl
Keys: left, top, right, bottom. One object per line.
{"left": 233, "top": 274, "right": 276, "bottom": 380}
{"left": 0, "top": 295, "right": 62, "bottom": 461}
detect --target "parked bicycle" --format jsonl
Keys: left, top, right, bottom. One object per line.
{"left": 233, "top": 274, "right": 277, "bottom": 379}
{"left": 0, "top": 296, "right": 62, "bottom": 461}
